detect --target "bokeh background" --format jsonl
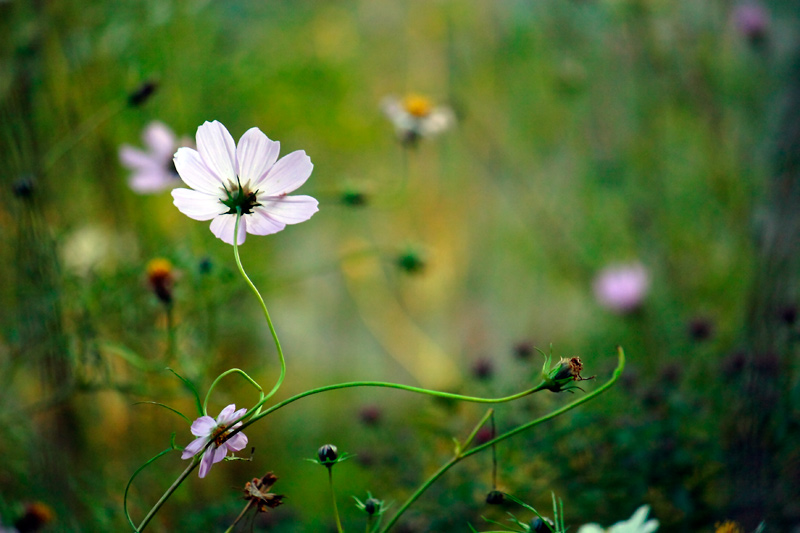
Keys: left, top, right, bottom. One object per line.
{"left": 2, "top": 0, "right": 800, "bottom": 531}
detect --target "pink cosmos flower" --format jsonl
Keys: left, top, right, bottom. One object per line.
{"left": 182, "top": 404, "right": 248, "bottom": 478}
{"left": 119, "top": 121, "right": 188, "bottom": 194}
{"left": 171, "top": 121, "right": 318, "bottom": 245}
{"left": 733, "top": 3, "right": 769, "bottom": 41}
{"left": 593, "top": 262, "right": 650, "bottom": 314}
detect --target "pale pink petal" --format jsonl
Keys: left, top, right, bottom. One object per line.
{"left": 210, "top": 213, "right": 247, "bottom": 245}
{"left": 225, "top": 432, "right": 248, "bottom": 452}
{"left": 245, "top": 209, "right": 286, "bottom": 236}
{"left": 143, "top": 121, "right": 177, "bottom": 161}
{"left": 119, "top": 146, "right": 158, "bottom": 171}
{"left": 236, "top": 128, "right": 280, "bottom": 188}
{"left": 258, "top": 195, "right": 319, "bottom": 224}
{"left": 216, "top": 404, "right": 237, "bottom": 424}
{"left": 198, "top": 448, "right": 215, "bottom": 478}
{"left": 212, "top": 445, "right": 229, "bottom": 465}
{"left": 181, "top": 436, "right": 208, "bottom": 459}
{"left": 174, "top": 147, "right": 224, "bottom": 194}
{"left": 259, "top": 150, "right": 313, "bottom": 196}
{"left": 196, "top": 121, "right": 237, "bottom": 183}
{"left": 129, "top": 171, "right": 175, "bottom": 194}
{"left": 172, "top": 188, "right": 226, "bottom": 221}
{"left": 190, "top": 416, "right": 217, "bottom": 436}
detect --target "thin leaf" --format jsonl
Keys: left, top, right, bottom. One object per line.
{"left": 167, "top": 367, "right": 203, "bottom": 416}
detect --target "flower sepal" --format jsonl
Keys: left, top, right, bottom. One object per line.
{"left": 538, "top": 346, "right": 595, "bottom": 393}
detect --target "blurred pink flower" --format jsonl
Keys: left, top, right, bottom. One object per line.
{"left": 171, "top": 120, "right": 318, "bottom": 245}
{"left": 733, "top": 3, "right": 769, "bottom": 42}
{"left": 119, "top": 121, "right": 189, "bottom": 194}
{"left": 182, "top": 404, "right": 249, "bottom": 478}
{"left": 593, "top": 262, "right": 650, "bottom": 314}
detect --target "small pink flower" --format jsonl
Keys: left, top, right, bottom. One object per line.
{"left": 119, "top": 121, "right": 189, "bottom": 194}
{"left": 171, "top": 120, "right": 318, "bottom": 245}
{"left": 733, "top": 3, "right": 769, "bottom": 42}
{"left": 182, "top": 404, "right": 248, "bottom": 478}
{"left": 593, "top": 262, "right": 650, "bottom": 314}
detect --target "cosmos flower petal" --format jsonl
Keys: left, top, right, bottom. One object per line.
{"left": 119, "top": 146, "right": 157, "bottom": 171}
{"left": 576, "top": 525, "right": 605, "bottom": 533}
{"left": 216, "top": 404, "right": 237, "bottom": 424}
{"left": 198, "top": 448, "right": 215, "bottom": 478}
{"left": 130, "top": 172, "right": 174, "bottom": 194}
{"left": 258, "top": 195, "right": 319, "bottom": 224}
{"left": 236, "top": 127, "right": 280, "bottom": 187}
{"left": 259, "top": 150, "right": 313, "bottom": 196}
{"left": 174, "top": 147, "right": 223, "bottom": 194}
{"left": 181, "top": 437, "right": 208, "bottom": 459}
{"left": 210, "top": 214, "right": 247, "bottom": 245}
{"left": 196, "top": 120, "right": 237, "bottom": 183}
{"left": 190, "top": 416, "right": 217, "bottom": 436}
{"left": 144, "top": 121, "right": 177, "bottom": 162}
{"left": 172, "top": 188, "right": 226, "bottom": 221}
{"left": 212, "top": 445, "right": 229, "bottom": 464}
{"left": 225, "top": 432, "right": 248, "bottom": 452}
{"left": 246, "top": 209, "right": 286, "bottom": 236}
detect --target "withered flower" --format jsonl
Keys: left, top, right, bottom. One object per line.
{"left": 243, "top": 472, "right": 285, "bottom": 513}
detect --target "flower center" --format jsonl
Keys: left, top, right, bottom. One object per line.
{"left": 221, "top": 180, "right": 261, "bottom": 215}
{"left": 211, "top": 424, "right": 230, "bottom": 447}
{"left": 403, "top": 94, "right": 433, "bottom": 118}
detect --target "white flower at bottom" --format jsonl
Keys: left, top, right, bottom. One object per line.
{"left": 182, "top": 404, "right": 249, "bottom": 478}
{"left": 171, "top": 120, "right": 318, "bottom": 245}
{"left": 577, "top": 505, "right": 659, "bottom": 533}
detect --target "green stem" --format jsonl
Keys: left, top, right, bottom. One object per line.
{"left": 136, "top": 459, "right": 198, "bottom": 532}
{"left": 232, "top": 211, "right": 286, "bottom": 401}
{"left": 329, "top": 467, "right": 344, "bottom": 533}
{"left": 379, "top": 347, "right": 626, "bottom": 532}
{"left": 43, "top": 101, "right": 122, "bottom": 172}
{"left": 165, "top": 304, "right": 176, "bottom": 363}
{"left": 238, "top": 380, "right": 547, "bottom": 435}
{"left": 203, "top": 368, "right": 264, "bottom": 416}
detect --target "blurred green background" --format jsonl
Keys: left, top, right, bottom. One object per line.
{"left": 2, "top": 0, "right": 799, "bottom": 531}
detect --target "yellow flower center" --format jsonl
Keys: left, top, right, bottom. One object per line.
{"left": 211, "top": 424, "right": 231, "bottom": 447}
{"left": 146, "top": 258, "right": 173, "bottom": 281}
{"left": 403, "top": 94, "right": 433, "bottom": 118}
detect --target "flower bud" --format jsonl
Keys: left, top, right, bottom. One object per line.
{"left": 317, "top": 444, "right": 338, "bottom": 465}
{"left": 485, "top": 490, "right": 505, "bottom": 505}
{"left": 530, "top": 516, "right": 554, "bottom": 532}
{"left": 364, "top": 497, "right": 381, "bottom": 515}
{"left": 15, "top": 502, "right": 54, "bottom": 533}
{"left": 12, "top": 176, "right": 35, "bottom": 199}
{"left": 341, "top": 189, "right": 368, "bottom": 207}
{"left": 397, "top": 250, "right": 426, "bottom": 274}
{"left": 146, "top": 258, "right": 174, "bottom": 305}
{"left": 542, "top": 355, "right": 594, "bottom": 393}
{"left": 128, "top": 80, "right": 158, "bottom": 107}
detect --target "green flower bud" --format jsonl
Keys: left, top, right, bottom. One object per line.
{"left": 318, "top": 444, "right": 338, "bottom": 465}
{"left": 485, "top": 490, "right": 505, "bottom": 505}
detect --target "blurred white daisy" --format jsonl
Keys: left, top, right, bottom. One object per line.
{"left": 593, "top": 262, "right": 650, "bottom": 314}
{"left": 577, "top": 505, "right": 659, "bottom": 533}
{"left": 171, "top": 120, "right": 318, "bottom": 245}
{"left": 181, "top": 404, "right": 249, "bottom": 478}
{"left": 381, "top": 94, "right": 455, "bottom": 146}
{"left": 119, "top": 121, "right": 189, "bottom": 194}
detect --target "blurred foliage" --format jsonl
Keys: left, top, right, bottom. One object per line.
{"left": 1, "top": 0, "right": 800, "bottom": 531}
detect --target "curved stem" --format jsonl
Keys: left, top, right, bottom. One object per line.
{"left": 379, "top": 347, "right": 626, "bottom": 532}
{"left": 232, "top": 211, "right": 286, "bottom": 401}
{"left": 203, "top": 368, "right": 264, "bottom": 416}
{"left": 238, "top": 380, "right": 548, "bottom": 435}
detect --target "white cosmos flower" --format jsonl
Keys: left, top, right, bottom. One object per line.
{"left": 181, "top": 404, "right": 249, "bottom": 478}
{"left": 577, "top": 505, "right": 659, "bottom": 533}
{"left": 171, "top": 120, "right": 318, "bottom": 245}
{"left": 381, "top": 94, "right": 454, "bottom": 146}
